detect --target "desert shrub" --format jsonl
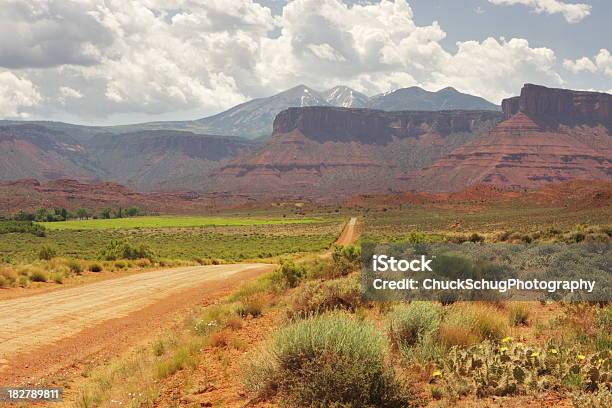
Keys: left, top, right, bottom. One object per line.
{"left": 573, "top": 388, "right": 612, "bottom": 408}
{"left": 508, "top": 302, "right": 531, "bottom": 326}
{"left": 243, "top": 313, "right": 410, "bottom": 407}
{"left": 67, "top": 259, "right": 84, "bottom": 274}
{"left": 387, "top": 302, "right": 442, "bottom": 350}
{"left": 236, "top": 295, "right": 264, "bottom": 318}
{"left": 135, "top": 258, "right": 151, "bottom": 268}
{"left": 152, "top": 340, "right": 165, "bottom": 357}
{"left": 468, "top": 233, "right": 485, "bottom": 243}
{"left": 52, "top": 272, "right": 64, "bottom": 284}
{"left": 0, "top": 267, "right": 17, "bottom": 286}
{"left": 17, "top": 275, "right": 29, "bottom": 287}
{"left": 273, "top": 259, "right": 305, "bottom": 289}
{"left": 438, "top": 303, "right": 509, "bottom": 347}
{"left": 114, "top": 260, "right": 127, "bottom": 269}
{"left": 229, "top": 273, "right": 279, "bottom": 301}
{"left": 193, "top": 303, "right": 241, "bottom": 335}
{"left": 88, "top": 263, "right": 103, "bottom": 272}
{"left": 98, "top": 240, "right": 155, "bottom": 261}
{"left": 331, "top": 245, "right": 361, "bottom": 276}
{"left": 38, "top": 244, "right": 57, "bottom": 260}
{"left": 29, "top": 268, "right": 48, "bottom": 282}
{"left": 288, "top": 275, "right": 362, "bottom": 319}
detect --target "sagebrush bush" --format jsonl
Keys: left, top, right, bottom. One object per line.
{"left": 273, "top": 259, "right": 305, "bottom": 288}
{"left": 236, "top": 295, "right": 264, "bottom": 318}
{"left": 243, "top": 313, "right": 411, "bottom": 407}
{"left": 288, "top": 275, "right": 362, "bottom": 319}
{"left": 193, "top": 303, "right": 241, "bottom": 335}
{"left": 387, "top": 302, "right": 442, "bottom": 349}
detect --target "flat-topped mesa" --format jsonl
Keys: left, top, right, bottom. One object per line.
{"left": 272, "top": 106, "right": 503, "bottom": 144}
{"left": 502, "top": 84, "right": 612, "bottom": 129}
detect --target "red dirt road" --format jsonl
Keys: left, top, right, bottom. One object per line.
{"left": 0, "top": 264, "right": 273, "bottom": 385}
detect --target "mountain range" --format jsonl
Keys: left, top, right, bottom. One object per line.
{"left": 0, "top": 83, "right": 610, "bottom": 202}
{"left": 110, "top": 85, "right": 500, "bottom": 139}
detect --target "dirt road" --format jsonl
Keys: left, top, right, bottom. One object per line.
{"left": 335, "top": 217, "right": 358, "bottom": 245}
{"left": 0, "top": 264, "right": 273, "bottom": 383}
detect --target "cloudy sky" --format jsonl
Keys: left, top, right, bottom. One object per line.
{"left": 0, "top": 0, "right": 610, "bottom": 125}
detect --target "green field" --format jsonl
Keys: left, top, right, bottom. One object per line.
{"left": 0, "top": 221, "right": 343, "bottom": 262}
{"left": 39, "top": 216, "right": 326, "bottom": 230}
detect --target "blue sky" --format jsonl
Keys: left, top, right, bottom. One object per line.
{"left": 0, "top": 0, "right": 610, "bottom": 125}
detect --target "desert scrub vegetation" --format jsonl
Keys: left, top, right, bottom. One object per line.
{"left": 433, "top": 338, "right": 611, "bottom": 400}
{"left": 387, "top": 302, "right": 443, "bottom": 349}
{"left": 243, "top": 313, "right": 412, "bottom": 407}
{"left": 437, "top": 303, "right": 509, "bottom": 348}
{"left": 98, "top": 240, "right": 155, "bottom": 261}
{"left": 0, "top": 220, "right": 45, "bottom": 236}
{"left": 287, "top": 274, "right": 362, "bottom": 319}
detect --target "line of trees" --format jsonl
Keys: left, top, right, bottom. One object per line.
{"left": 13, "top": 206, "right": 141, "bottom": 222}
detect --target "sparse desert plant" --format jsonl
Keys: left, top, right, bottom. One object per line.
{"left": 38, "top": 244, "right": 57, "bottom": 260}
{"left": 52, "top": 272, "right": 64, "bottom": 284}
{"left": 152, "top": 340, "right": 165, "bottom": 357}
{"left": 114, "top": 260, "right": 127, "bottom": 269}
{"left": 273, "top": 259, "right": 305, "bottom": 288}
{"left": 0, "top": 267, "right": 17, "bottom": 286}
{"left": 193, "top": 303, "right": 241, "bottom": 335}
{"left": 508, "top": 302, "right": 531, "bottom": 326}
{"left": 387, "top": 301, "right": 443, "bottom": 350}
{"left": 288, "top": 275, "right": 362, "bottom": 319}
{"left": 17, "top": 275, "right": 29, "bottom": 287}
{"left": 29, "top": 268, "right": 48, "bottom": 282}
{"left": 155, "top": 343, "right": 199, "bottom": 379}
{"left": 243, "top": 313, "right": 411, "bottom": 407}
{"left": 236, "top": 295, "right": 264, "bottom": 318}
{"left": 88, "top": 263, "right": 103, "bottom": 272}
{"left": 331, "top": 244, "right": 361, "bottom": 276}
{"left": 67, "top": 259, "right": 84, "bottom": 274}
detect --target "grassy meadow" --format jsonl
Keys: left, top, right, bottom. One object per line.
{"left": 38, "top": 215, "right": 327, "bottom": 230}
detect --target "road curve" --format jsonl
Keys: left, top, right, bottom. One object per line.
{"left": 0, "top": 264, "right": 271, "bottom": 358}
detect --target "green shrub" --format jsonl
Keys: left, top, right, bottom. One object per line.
{"left": 114, "top": 260, "right": 127, "bottom": 269}
{"left": 38, "top": 245, "right": 57, "bottom": 260}
{"left": 273, "top": 259, "right": 305, "bottom": 289}
{"left": 98, "top": 240, "right": 155, "bottom": 261}
{"left": 288, "top": 276, "right": 362, "bottom": 319}
{"left": 243, "top": 313, "right": 410, "bottom": 407}
{"left": 88, "top": 263, "right": 103, "bottom": 272}
{"left": 193, "top": 303, "right": 240, "bottom": 335}
{"left": 331, "top": 245, "right": 361, "bottom": 276}
{"left": 387, "top": 302, "right": 442, "bottom": 349}
{"left": 468, "top": 233, "right": 485, "bottom": 243}
{"left": 52, "top": 272, "right": 64, "bottom": 284}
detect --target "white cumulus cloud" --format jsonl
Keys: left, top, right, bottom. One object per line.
{"left": 0, "top": 71, "right": 42, "bottom": 118}
{"left": 563, "top": 49, "right": 612, "bottom": 78}
{"left": 488, "top": 0, "right": 591, "bottom": 23}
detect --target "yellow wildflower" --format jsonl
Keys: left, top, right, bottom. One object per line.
{"left": 531, "top": 351, "right": 540, "bottom": 357}
{"left": 500, "top": 346, "right": 509, "bottom": 352}
{"left": 501, "top": 336, "right": 513, "bottom": 343}
{"left": 548, "top": 348, "right": 558, "bottom": 354}
{"left": 516, "top": 342, "right": 524, "bottom": 348}
{"left": 432, "top": 370, "right": 442, "bottom": 377}
{"left": 576, "top": 354, "right": 586, "bottom": 361}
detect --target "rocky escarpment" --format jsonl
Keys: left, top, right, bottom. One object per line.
{"left": 415, "top": 85, "right": 612, "bottom": 192}
{"left": 502, "top": 84, "right": 611, "bottom": 129}
{"left": 210, "top": 107, "right": 502, "bottom": 199}
{"left": 273, "top": 107, "right": 502, "bottom": 144}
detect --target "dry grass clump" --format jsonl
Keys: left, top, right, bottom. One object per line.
{"left": 437, "top": 303, "right": 509, "bottom": 348}
{"left": 287, "top": 274, "right": 362, "bottom": 319}
{"left": 507, "top": 302, "right": 531, "bottom": 326}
